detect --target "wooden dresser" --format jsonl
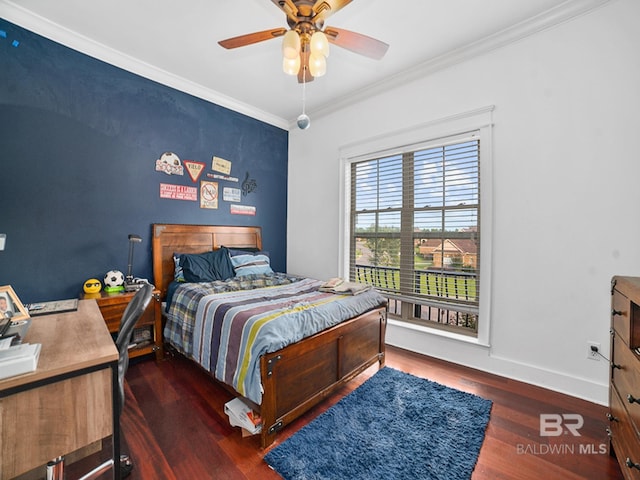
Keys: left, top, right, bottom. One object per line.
{"left": 609, "top": 276, "right": 640, "bottom": 479}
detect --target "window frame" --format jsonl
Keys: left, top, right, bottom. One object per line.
{"left": 339, "top": 106, "right": 494, "bottom": 346}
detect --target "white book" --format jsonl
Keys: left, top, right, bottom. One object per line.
{"left": 0, "top": 343, "right": 41, "bottom": 380}
{"left": 224, "top": 397, "right": 262, "bottom": 434}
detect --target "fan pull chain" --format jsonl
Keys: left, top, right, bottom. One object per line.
{"left": 302, "top": 72, "right": 306, "bottom": 114}
{"left": 297, "top": 65, "right": 310, "bottom": 130}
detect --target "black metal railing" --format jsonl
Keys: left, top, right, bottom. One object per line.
{"left": 355, "top": 264, "right": 400, "bottom": 291}
{"left": 354, "top": 264, "right": 479, "bottom": 332}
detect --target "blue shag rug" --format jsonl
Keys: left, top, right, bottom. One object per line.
{"left": 264, "top": 367, "right": 492, "bottom": 480}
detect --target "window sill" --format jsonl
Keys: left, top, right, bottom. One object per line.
{"left": 387, "top": 317, "right": 490, "bottom": 348}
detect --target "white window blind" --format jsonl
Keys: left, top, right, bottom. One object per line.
{"left": 349, "top": 134, "right": 480, "bottom": 332}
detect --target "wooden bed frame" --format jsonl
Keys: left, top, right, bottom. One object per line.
{"left": 151, "top": 223, "right": 387, "bottom": 448}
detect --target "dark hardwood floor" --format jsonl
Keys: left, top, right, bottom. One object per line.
{"left": 68, "top": 345, "right": 624, "bottom": 480}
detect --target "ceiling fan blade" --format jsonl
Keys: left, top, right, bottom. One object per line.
{"left": 218, "top": 28, "right": 287, "bottom": 49}
{"left": 324, "top": 26, "right": 389, "bottom": 60}
{"left": 311, "top": 0, "right": 353, "bottom": 22}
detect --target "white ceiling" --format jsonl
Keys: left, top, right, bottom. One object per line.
{"left": 1, "top": 0, "right": 608, "bottom": 129}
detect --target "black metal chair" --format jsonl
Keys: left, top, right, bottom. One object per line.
{"left": 74, "top": 282, "right": 154, "bottom": 480}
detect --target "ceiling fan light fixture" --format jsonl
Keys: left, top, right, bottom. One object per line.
{"left": 310, "top": 31, "right": 329, "bottom": 58}
{"left": 282, "top": 30, "right": 301, "bottom": 59}
{"left": 283, "top": 55, "right": 301, "bottom": 75}
{"left": 218, "top": 1, "right": 389, "bottom": 85}
{"left": 309, "top": 52, "right": 327, "bottom": 77}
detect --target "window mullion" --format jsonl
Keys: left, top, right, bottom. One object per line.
{"left": 400, "top": 152, "right": 414, "bottom": 320}
{"left": 439, "top": 146, "right": 446, "bottom": 274}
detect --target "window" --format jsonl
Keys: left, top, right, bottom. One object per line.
{"left": 340, "top": 108, "right": 493, "bottom": 340}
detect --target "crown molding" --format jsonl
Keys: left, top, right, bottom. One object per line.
{"left": 1, "top": 0, "right": 612, "bottom": 130}
{"left": 308, "top": 0, "right": 612, "bottom": 122}
{"left": 0, "top": 0, "right": 290, "bottom": 130}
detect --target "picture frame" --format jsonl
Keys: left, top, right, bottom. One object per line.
{"left": 0, "top": 285, "right": 30, "bottom": 322}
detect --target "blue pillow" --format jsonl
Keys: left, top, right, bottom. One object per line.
{"left": 180, "top": 247, "right": 235, "bottom": 282}
{"left": 229, "top": 249, "right": 273, "bottom": 277}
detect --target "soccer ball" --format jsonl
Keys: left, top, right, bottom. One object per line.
{"left": 104, "top": 270, "right": 125, "bottom": 288}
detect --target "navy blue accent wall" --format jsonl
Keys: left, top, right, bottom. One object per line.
{"left": 0, "top": 20, "right": 288, "bottom": 303}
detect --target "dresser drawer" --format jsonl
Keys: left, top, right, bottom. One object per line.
{"left": 613, "top": 277, "right": 640, "bottom": 349}
{"left": 610, "top": 387, "right": 640, "bottom": 480}
{"left": 92, "top": 293, "right": 157, "bottom": 333}
{"left": 612, "top": 331, "right": 640, "bottom": 436}
{"left": 98, "top": 301, "right": 129, "bottom": 332}
{"left": 613, "top": 288, "right": 631, "bottom": 346}
{"left": 81, "top": 290, "right": 164, "bottom": 361}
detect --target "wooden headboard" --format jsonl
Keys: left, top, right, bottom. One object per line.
{"left": 152, "top": 224, "right": 263, "bottom": 299}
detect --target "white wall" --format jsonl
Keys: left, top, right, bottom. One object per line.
{"left": 287, "top": 0, "right": 640, "bottom": 404}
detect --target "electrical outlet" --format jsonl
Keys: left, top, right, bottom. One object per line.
{"left": 587, "top": 341, "right": 601, "bottom": 361}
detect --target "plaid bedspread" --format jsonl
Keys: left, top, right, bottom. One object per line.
{"left": 164, "top": 274, "right": 387, "bottom": 404}
{"left": 165, "top": 273, "right": 302, "bottom": 351}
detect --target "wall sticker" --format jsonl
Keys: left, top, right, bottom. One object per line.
{"left": 207, "top": 173, "right": 239, "bottom": 182}
{"left": 155, "top": 152, "right": 184, "bottom": 176}
{"left": 241, "top": 171, "right": 257, "bottom": 196}
{"left": 0, "top": 29, "right": 20, "bottom": 48}
{"left": 160, "top": 183, "right": 197, "bottom": 201}
{"left": 200, "top": 181, "right": 218, "bottom": 209}
{"left": 212, "top": 156, "right": 232, "bottom": 175}
{"left": 230, "top": 204, "right": 256, "bottom": 216}
{"left": 183, "top": 160, "right": 205, "bottom": 182}
{"left": 223, "top": 187, "right": 241, "bottom": 203}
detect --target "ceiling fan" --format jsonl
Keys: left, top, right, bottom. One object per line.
{"left": 218, "top": 0, "right": 389, "bottom": 83}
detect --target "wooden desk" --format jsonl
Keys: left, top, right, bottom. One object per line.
{"left": 0, "top": 300, "right": 119, "bottom": 480}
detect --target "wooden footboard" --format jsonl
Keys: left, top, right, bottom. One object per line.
{"left": 258, "top": 305, "right": 387, "bottom": 449}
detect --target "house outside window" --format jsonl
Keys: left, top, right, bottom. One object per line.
{"left": 340, "top": 107, "right": 493, "bottom": 342}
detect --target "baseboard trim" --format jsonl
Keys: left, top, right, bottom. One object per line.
{"left": 386, "top": 321, "right": 609, "bottom": 406}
